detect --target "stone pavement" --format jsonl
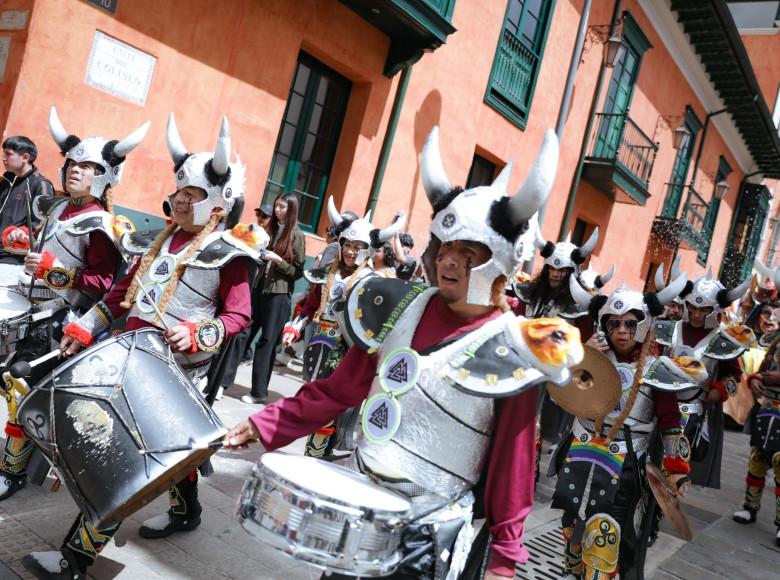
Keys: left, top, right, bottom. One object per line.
{"left": 1, "top": 358, "right": 779, "bottom": 579}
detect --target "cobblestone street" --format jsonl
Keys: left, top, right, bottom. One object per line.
{"left": 1, "top": 361, "right": 778, "bottom": 579}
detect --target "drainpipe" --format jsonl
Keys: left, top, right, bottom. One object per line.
{"left": 366, "top": 65, "right": 413, "bottom": 215}
{"left": 523, "top": 0, "right": 594, "bottom": 274}
{"left": 557, "top": 0, "right": 624, "bottom": 242}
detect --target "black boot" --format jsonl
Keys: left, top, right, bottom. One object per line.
{"left": 138, "top": 474, "right": 201, "bottom": 539}
{"left": 22, "top": 548, "right": 84, "bottom": 580}
{"left": 0, "top": 471, "right": 26, "bottom": 501}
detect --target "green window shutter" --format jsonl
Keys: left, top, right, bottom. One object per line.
{"left": 484, "top": 0, "right": 556, "bottom": 130}
{"left": 263, "top": 53, "right": 352, "bottom": 233}
{"left": 661, "top": 106, "right": 702, "bottom": 218}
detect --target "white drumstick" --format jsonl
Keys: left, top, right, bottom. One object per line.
{"left": 133, "top": 273, "right": 172, "bottom": 332}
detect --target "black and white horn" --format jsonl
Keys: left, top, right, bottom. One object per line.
{"left": 754, "top": 259, "right": 772, "bottom": 285}
{"left": 48, "top": 106, "right": 69, "bottom": 149}
{"left": 327, "top": 196, "right": 343, "bottom": 227}
{"left": 507, "top": 129, "right": 559, "bottom": 225}
{"left": 569, "top": 274, "right": 593, "bottom": 310}
{"left": 377, "top": 212, "right": 407, "bottom": 243}
{"left": 420, "top": 127, "right": 452, "bottom": 209}
{"left": 595, "top": 264, "right": 615, "bottom": 288}
{"left": 670, "top": 254, "right": 682, "bottom": 280}
{"left": 579, "top": 226, "right": 599, "bottom": 258}
{"left": 654, "top": 262, "right": 667, "bottom": 291}
{"left": 725, "top": 276, "right": 751, "bottom": 304}
{"left": 534, "top": 221, "right": 547, "bottom": 250}
{"left": 491, "top": 161, "right": 513, "bottom": 192}
{"left": 657, "top": 273, "right": 688, "bottom": 306}
{"left": 211, "top": 117, "right": 231, "bottom": 176}
{"left": 166, "top": 113, "right": 188, "bottom": 165}
{"left": 114, "top": 120, "right": 150, "bottom": 159}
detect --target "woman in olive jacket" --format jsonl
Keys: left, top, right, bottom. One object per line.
{"left": 242, "top": 192, "right": 305, "bottom": 403}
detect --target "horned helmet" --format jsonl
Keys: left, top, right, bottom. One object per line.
{"left": 419, "top": 127, "right": 559, "bottom": 306}
{"left": 165, "top": 114, "right": 246, "bottom": 226}
{"left": 48, "top": 106, "right": 149, "bottom": 199}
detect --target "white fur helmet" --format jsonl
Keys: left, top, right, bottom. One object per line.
{"left": 48, "top": 106, "right": 150, "bottom": 199}
{"left": 326, "top": 196, "right": 406, "bottom": 266}
{"left": 570, "top": 265, "right": 688, "bottom": 342}
{"left": 419, "top": 127, "right": 559, "bottom": 306}
{"left": 579, "top": 264, "right": 616, "bottom": 292}
{"left": 534, "top": 228, "right": 599, "bottom": 273}
{"left": 166, "top": 114, "right": 246, "bottom": 226}
{"left": 678, "top": 270, "right": 751, "bottom": 329}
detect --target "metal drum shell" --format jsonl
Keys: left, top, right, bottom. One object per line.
{"left": 237, "top": 455, "right": 410, "bottom": 577}
{"left": 0, "top": 286, "right": 31, "bottom": 356}
{"left": 16, "top": 328, "right": 226, "bottom": 527}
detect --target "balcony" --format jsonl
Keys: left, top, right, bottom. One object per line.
{"left": 340, "top": 0, "right": 456, "bottom": 76}
{"left": 651, "top": 184, "right": 713, "bottom": 265}
{"left": 582, "top": 112, "right": 659, "bottom": 206}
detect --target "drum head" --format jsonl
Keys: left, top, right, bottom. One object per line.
{"left": 546, "top": 345, "right": 621, "bottom": 419}
{"left": 261, "top": 453, "right": 410, "bottom": 512}
{"left": 17, "top": 328, "right": 226, "bottom": 527}
{"left": 0, "top": 287, "right": 30, "bottom": 317}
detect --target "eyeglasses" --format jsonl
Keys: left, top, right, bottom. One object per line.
{"left": 605, "top": 319, "right": 639, "bottom": 333}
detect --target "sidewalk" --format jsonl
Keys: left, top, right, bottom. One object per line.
{"left": 1, "top": 359, "right": 777, "bottom": 579}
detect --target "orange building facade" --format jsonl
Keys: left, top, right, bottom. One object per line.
{"left": 1, "top": 0, "right": 779, "bottom": 289}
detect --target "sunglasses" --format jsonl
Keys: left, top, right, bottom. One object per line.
{"left": 605, "top": 319, "right": 639, "bottom": 333}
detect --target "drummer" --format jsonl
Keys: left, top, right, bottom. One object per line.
{"left": 553, "top": 274, "right": 694, "bottom": 579}
{"left": 21, "top": 114, "right": 266, "bottom": 580}
{"left": 0, "top": 107, "right": 149, "bottom": 503}
{"left": 225, "top": 129, "right": 583, "bottom": 579}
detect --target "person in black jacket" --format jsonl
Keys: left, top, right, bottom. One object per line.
{"left": 0, "top": 136, "right": 55, "bottom": 265}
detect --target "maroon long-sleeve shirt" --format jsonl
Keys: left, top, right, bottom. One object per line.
{"left": 101, "top": 229, "right": 251, "bottom": 336}
{"left": 56, "top": 201, "right": 117, "bottom": 294}
{"left": 250, "top": 294, "right": 537, "bottom": 573}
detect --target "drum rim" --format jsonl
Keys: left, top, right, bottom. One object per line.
{"left": 0, "top": 286, "right": 32, "bottom": 316}
{"left": 258, "top": 452, "right": 412, "bottom": 513}
{"left": 49, "top": 327, "right": 167, "bottom": 376}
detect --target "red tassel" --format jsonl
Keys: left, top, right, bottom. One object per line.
{"left": 34, "top": 251, "right": 56, "bottom": 280}
{"left": 663, "top": 456, "right": 691, "bottom": 475}
{"left": 5, "top": 422, "right": 25, "bottom": 439}
{"left": 710, "top": 381, "right": 729, "bottom": 402}
{"left": 63, "top": 322, "right": 94, "bottom": 347}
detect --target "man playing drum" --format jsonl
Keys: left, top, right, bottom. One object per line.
{"left": 21, "top": 114, "right": 267, "bottom": 580}
{"left": 226, "top": 128, "right": 585, "bottom": 580}
{"left": 0, "top": 107, "right": 149, "bottom": 502}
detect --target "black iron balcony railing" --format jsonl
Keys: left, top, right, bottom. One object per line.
{"left": 652, "top": 183, "right": 713, "bottom": 265}
{"left": 587, "top": 112, "right": 659, "bottom": 186}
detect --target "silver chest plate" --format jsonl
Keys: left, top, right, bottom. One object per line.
{"left": 357, "top": 293, "right": 498, "bottom": 499}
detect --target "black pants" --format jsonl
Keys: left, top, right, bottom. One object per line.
{"left": 250, "top": 292, "right": 291, "bottom": 398}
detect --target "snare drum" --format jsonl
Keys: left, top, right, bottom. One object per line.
{"left": 237, "top": 453, "right": 411, "bottom": 577}
{"left": 16, "top": 328, "right": 226, "bottom": 528}
{"left": 0, "top": 286, "right": 31, "bottom": 356}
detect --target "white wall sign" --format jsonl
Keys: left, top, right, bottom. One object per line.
{"left": 0, "top": 11, "right": 29, "bottom": 30}
{"left": 85, "top": 31, "right": 155, "bottom": 106}
{"left": 0, "top": 37, "right": 10, "bottom": 83}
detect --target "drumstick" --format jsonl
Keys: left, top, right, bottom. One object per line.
{"left": 138, "top": 439, "right": 226, "bottom": 455}
{"left": 133, "top": 273, "right": 172, "bottom": 332}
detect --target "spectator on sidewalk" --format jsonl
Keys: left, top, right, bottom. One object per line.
{"left": 0, "top": 136, "right": 55, "bottom": 265}
{"left": 241, "top": 192, "right": 305, "bottom": 405}
{"left": 218, "top": 203, "right": 275, "bottom": 398}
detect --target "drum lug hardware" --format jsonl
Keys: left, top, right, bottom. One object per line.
{"left": 338, "top": 518, "right": 364, "bottom": 562}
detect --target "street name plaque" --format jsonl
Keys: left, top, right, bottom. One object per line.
{"left": 85, "top": 31, "right": 155, "bottom": 106}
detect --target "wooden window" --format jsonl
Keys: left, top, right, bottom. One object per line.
{"left": 466, "top": 153, "right": 498, "bottom": 188}
{"left": 484, "top": 0, "right": 556, "bottom": 129}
